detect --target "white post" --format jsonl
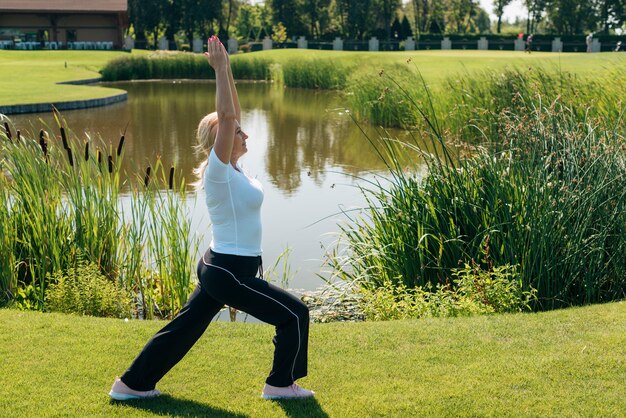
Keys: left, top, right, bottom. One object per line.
{"left": 551, "top": 37, "right": 563, "bottom": 52}
{"left": 158, "top": 37, "right": 168, "bottom": 50}
{"left": 228, "top": 37, "right": 238, "bottom": 54}
{"left": 514, "top": 38, "right": 525, "bottom": 51}
{"left": 369, "top": 37, "right": 379, "bottom": 51}
{"left": 592, "top": 39, "right": 601, "bottom": 53}
{"left": 404, "top": 36, "right": 415, "bottom": 51}
{"left": 478, "top": 37, "right": 488, "bottom": 50}
{"left": 441, "top": 37, "right": 451, "bottom": 50}
{"left": 297, "top": 36, "right": 308, "bottom": 49}
{"left": 333, "top": 37, "right": 343, "bottom": 51}
{"left": 192, "top": 38, "right": 203, "bottom": 53}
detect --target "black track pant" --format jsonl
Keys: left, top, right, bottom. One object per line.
{"left": 120, "top": 249, "right": 310, "bottom": 391}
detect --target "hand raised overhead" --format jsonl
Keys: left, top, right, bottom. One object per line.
{"left": 204, "top": 36, "right": 228, "bottom": 70}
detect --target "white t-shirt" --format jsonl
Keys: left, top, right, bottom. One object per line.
{"left": 204, "top": 149, "right": 264, "bottom": 256}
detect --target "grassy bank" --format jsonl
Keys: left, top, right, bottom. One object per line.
{"left": 0, "top": 50, "right": 145, "bottom": 106}
{"left": 1, "top": 302, "right": 625, "bottom": 417}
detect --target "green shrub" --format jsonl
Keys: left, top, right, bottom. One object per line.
{"left": 358, "top": 264, "right": 536, "bottom": 321}
{"left": 101, "top": 52, "right": 273, "bottom": 82}
{"left": 45, "top": 261, "right": 132, "bottom": 318}
{"left": 282, "top": 59, "right": 350, "bottom": 89}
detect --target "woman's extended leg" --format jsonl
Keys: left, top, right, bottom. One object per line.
{"left": 119, "top": 282, "right": 224, "bottom": 391}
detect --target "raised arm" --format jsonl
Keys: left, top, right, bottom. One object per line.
{"left": 224, "top": 45, "right": 241, "bottom": 122}
{"left": 205, "top": 36, "right": 236, "bottom": 164}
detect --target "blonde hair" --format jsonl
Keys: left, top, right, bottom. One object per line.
{"left": 192, "top": 112, "right": 219, "bottom": 189}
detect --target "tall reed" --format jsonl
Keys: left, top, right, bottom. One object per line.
{"left": 345, "top": 63, "right": 626, "bottom": 132}
{"left": 0, "top": 114, "right": 202, "bottom": 317}
{"left": 327, "top": 77, "right": 626, "bottom": 310}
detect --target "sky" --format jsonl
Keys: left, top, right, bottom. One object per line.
{"left": 248, "top": 1, "right": 528, "bottom": 24}
{"left": 479, "top": 0, "right": 526, "bottom": 22}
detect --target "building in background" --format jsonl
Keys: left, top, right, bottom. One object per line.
{"left": 0, "top": 0, "right": 128, "bottom": 48}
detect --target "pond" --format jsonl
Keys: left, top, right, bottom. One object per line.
{"left": 9, "top": 80, "right": 423, "bottom": 293}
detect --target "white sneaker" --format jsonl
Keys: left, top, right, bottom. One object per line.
{"left": 109, "top": 377, "right": 161, "bottom": 401}
{"left": 262, "top": 383, "right": 315, "bottom": 400}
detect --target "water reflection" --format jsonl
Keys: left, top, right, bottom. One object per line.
{"left": 11, "top": 81, "right": 415, "bottom": 193}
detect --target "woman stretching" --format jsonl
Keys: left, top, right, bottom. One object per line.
{"left": 109, "top": 36, "right": 314, "bottom": 401}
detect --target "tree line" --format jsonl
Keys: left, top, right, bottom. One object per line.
{"left": 128, "top": 0, "right": 625, "bottom": 47}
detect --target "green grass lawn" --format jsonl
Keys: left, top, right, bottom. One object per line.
{"left": 1, "top": 49, "right": 623, "bottom": 107}
{"left": 0, "top": 50, "right": 143, "bottom": 106}
{"left": 239, "top": 49, "right": 625, "bottom": 83}
{"left": 1, "top": 302, "right": 625, "bottom": 417}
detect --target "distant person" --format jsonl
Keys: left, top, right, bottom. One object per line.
{"left": 615, "top": 41, "right": 622, "bottom": 52}
{"left": 109, "top": 36, "right": 314, "bottom": 402}
{"left": 586, "top": 33, "right": 593, "bottom": 53}
{"left": 525, "top": 34, "right": 533, "bottom": 53}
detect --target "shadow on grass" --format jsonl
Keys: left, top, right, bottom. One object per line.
{"left": 270, "top": 397, "right": 329, "bottom": 418}
{"left": 110, "top": 395, "right": 249, "bottom": 417}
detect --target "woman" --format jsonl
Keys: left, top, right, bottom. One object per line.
{"left": 109, "top": 36, "right": 314, "bottom": 401}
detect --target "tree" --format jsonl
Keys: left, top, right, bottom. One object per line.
{"left": 401, "top": 15, "right": 413, "bottom": 39}
{"left": 593, "top": 0, "right": 625, "bottom": 34}
{"left": 475, "top": 7, "right": 491, "bottom": 33}
{"left": 299, "top": 0, "right": 332, "bottom": 39}
{"left": 336, "top": 0, "right": 377, "bottom": 39}
{"left": 270, "top": 0, "right": 305, "bottom": 38}
{"left": 493, "top": 0, "right": 512, "bottom": 33}
{"left": 411, "top": 0, "right": 431, "bottom": 35}
{"left": 391, "top": 16, "right": 403, "bottom": 39}
{"left": 524, "top": 0, "right": 547, "bottom": 34}
{"left": 373, "top": 0, "right": 402, "bottom": 40}
{"left": 272, "top": 22, "right": 288, "bottom": 42}
{"left": 448, "top": 0, "right": 478, "bottom": 33}
{"left": 546, "top": 0, "right": 595, "bottom": 35}
{"left": 129, "top": 0, "right": 168, "bottom": 48}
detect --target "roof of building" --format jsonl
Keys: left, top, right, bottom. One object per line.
{"left": 0, "top": 0, "right": 127, "bottom": 13}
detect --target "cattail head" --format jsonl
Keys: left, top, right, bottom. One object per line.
{"left": 84, "top": 142, "right": 89, "bottom": 161}
{"left": 39, "top": 130, "right": 48, "bottom": 157}
{"left": 16, "top": 130, "right": 21, "bottom": 141}
{"left": 117, "top": 135, "right": 125, "bottom": 157}
{"left": 108, "top": 155, "right": 113, "bottom": 173}
{"left": 4, "top": 122, "right": 11, "bottom": 140}
{"left": 66, "top": 147, "right": 74, "bottom": 167}
{"left": 60, "top": 127, "right": 68, "bottom": 150}
{"left": 97, "top": 149, "right": 102, "bottom": 164}
{"left": 144, "top": 166, "right": 151, "bottom": 187}
{"left": 169, "top": 166, "right": 175, "bottom": 190}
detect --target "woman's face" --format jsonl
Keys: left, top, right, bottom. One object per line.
{"left": 231, "top": 122, "right": 249, "bottom": 160}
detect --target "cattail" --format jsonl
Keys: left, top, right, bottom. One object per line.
{"left": 84, "top": 142, "right": 89, "bottom": 161}
{"left": 4, "top": 122, "right": 11, "bottom": 140}
{"left": 60, "top": 127, "right": 68, "bottom": 150}
{"left": 16, "top": 130, "right": 21, "bottom": 141}
{"left": 97, "top": 149, "right": 102, "bottom": 164}
{"left": 168, "top": 166, "right": 175, "bottom": 190}
{"left": 39, "top": 130, "right": 48, "bottom": 157}
{"left": 108, "top": 156, "right": 113, "bottom": 173}
{"left": 144, "top": 166, "right": 151, "bottom": 187}
{"left": 117, "top": 135, "right": 125, "bottom": 157}
{"left": 66, "top": 147, "right": 74, "bottom": 167}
